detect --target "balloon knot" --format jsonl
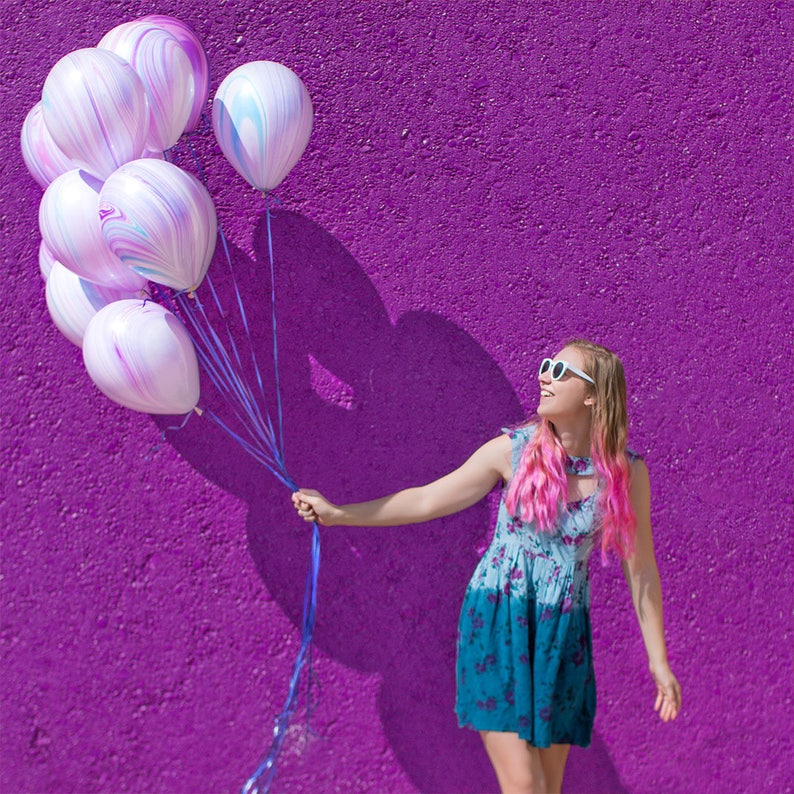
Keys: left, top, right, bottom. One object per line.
{"left": 263, "top": 192, "right": 283, "bottom": 210}
{"left": 193, "top": 406, "right": 204, "bottom": 416}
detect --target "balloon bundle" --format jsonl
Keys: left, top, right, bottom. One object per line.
{"left": 22, "top": 15, "right": 317, "bottom": 794}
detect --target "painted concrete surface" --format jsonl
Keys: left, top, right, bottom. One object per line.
{"left": 2, "top": 1, "right": 792, "bottom": 792}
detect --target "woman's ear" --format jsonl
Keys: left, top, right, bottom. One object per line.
{"left": 584, "top": 395, "right": 596, "bottom": 406}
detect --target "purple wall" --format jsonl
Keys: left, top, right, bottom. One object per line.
{"left": 2, "top": 1, "right": 792, "bottom": 792}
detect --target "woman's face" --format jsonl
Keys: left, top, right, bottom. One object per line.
{"left": 536, "top": 345, "right": 595, "bottom": 420}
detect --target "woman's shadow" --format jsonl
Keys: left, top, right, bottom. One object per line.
{"left": 161, "top": 210, "right": 627, "bottom": 794}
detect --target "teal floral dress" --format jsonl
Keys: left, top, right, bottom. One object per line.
{"left": 455, "top": 424, "right": 640, "bottom": 748}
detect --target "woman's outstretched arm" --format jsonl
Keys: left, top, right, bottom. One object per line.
{"left": 292, "top": 434, "right": 512, "bottom": 527}
{"left": 622, "top": 458, "right": 682, "bottom": 722}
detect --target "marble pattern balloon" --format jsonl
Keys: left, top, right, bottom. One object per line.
{"left": 41, "top": 48, "right": 149, "bottom": 180}
{"left": 39, "top": 169, "right": 148, "bottom": 291}
{"left": 212, "top": 61, "right": 313, "bottom": 192}
{"left": 141, "top": 15, "right": 210, "bottom": 133}
{"left": 46, "top": 261, "right": 144, "bottom": 347}
{"left": 98, "top": 21, "right": 194, "bottom": 152}
{"left": 83, "top": 299, "right": 200, "bottom": 414}
{"left": 99, "top": 159, "right": 217, "bottom": 291}
{"left": 39, "top": 241, "right": 58, "bottom": 282}
{"left": 21, "top": 103, "right": 75, "bottom": 189}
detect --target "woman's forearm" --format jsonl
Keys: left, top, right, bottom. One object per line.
{"left": 332, "top": 486, "right": 439, "bottom": 527}
{"left": 623, "top": 561, "right": 670, "bottom": 668}
{"left": 623, "top": 558, "right": 682, "bottom": 721}
{"left": 624, "top": 461, "right": 672, "bottom": 671}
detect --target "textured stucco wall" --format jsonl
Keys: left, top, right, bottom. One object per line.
{"left": 2, "top": 1, "right": 792, "bottom": 792}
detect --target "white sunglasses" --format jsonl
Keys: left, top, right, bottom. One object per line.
{"left": 539, "top": 358, "right": 595, "bottom": 384}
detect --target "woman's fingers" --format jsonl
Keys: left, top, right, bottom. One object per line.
{"left": 657, "top": 689, "right": 669, "bottom": 721}
{"left": 656, "top": 684, "right": 681, "bottom": 722}
{"left": 671, "top": 683, "right": 682, "bottom": 717}
{"left": 292, "top": 491, "right": 317, "bottom": 508}
{"left": 650, "top": 664, "right": 681, "bottom": 722}
{"left": 291, "top": 491, "right": 317, "bottom": 521}
{"left": 291, "top": 489, "right": 335, "bottom": 526}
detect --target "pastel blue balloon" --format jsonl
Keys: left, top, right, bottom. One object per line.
{"left": 99, "top": 158, "right": 217, "bottom": 292}
{"left": 212, "top": 61, "right": 313, "bottom": 192}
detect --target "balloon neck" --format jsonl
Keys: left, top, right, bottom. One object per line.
{"left": 187, "top": 288, "right": 197, "bottom": 299}
{"left": 193, "top": 406, "right": 204, "bottom": 416}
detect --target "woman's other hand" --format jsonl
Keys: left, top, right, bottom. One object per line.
{"left": 651, "top": 662, "right": 681, "bottom": 722}
{"left": 291, "top": 489, "right": 339, "bottom": 526}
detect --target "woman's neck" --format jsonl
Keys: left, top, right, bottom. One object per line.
{"left": 550, "top": 416, "right": 593, "bottom": 457}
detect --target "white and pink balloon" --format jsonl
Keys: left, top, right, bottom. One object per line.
{"left": 21, "top": 103, "right": 75, "bottom": 189}
{"left": 98, "top": 20, "right": 195, "bottom": 153}
{"left": 83, "top": 300, "right": 200, "bottom": 414}
{"left": 139, "top": 14, "right": 210, "bottom": 133}
{"left": 23, "top": 14, "right": 313, "bottom": 415}
{"left": 38, "top": 241, "right": 58, "bottom": 281}
{"left": 39, "top": 169, "right": 148, "bottom": 291}
{"left": 41, "top": 48, "right": 150, "bottom": 181}
{"left": 46, "top": 262, "right": 143, "bottom": 348}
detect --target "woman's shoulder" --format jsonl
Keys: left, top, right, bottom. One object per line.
{"left": 626, "top": 448, "right": 644, "bottom": 464}
{"left": 500, "top": 420, "right": 539, "bottom": 441}
{"left": 500, "top": 421, "right": 538, "bottom": 473}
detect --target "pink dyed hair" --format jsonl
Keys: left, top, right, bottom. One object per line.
{"left": 504, "top": 339, "right": 637, "bottom": 559}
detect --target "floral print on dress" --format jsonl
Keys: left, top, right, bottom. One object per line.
{"left": 455, "top": 424, "right": 642, "bottom": 749}
{"left": 565, "top": 455, "right": 593, "bottom": 475}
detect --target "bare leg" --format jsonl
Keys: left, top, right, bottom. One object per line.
{"left": 480, "top": 731, "right": 547, "bottom": 794}
{"left": 538, "top": 744, "right": 571, "bottom": 794}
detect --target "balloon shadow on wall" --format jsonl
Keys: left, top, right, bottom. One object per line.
{"left": 159, "top": 210, "right": 626, "bottom": 794}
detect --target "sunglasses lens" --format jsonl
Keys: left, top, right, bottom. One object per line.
{"left": 539, "top": 359, "right": 551, "bottom": 375}
{"left": 551, "top": 361, "right": 566, "bottom": 380}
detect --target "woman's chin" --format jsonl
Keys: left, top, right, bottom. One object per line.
{"left": 536, "top": 398, "right": 568, "bottom": 420}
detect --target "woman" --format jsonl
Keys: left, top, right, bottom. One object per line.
{"left": 292, "top": 339, "right": 681, "bottom": 794}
